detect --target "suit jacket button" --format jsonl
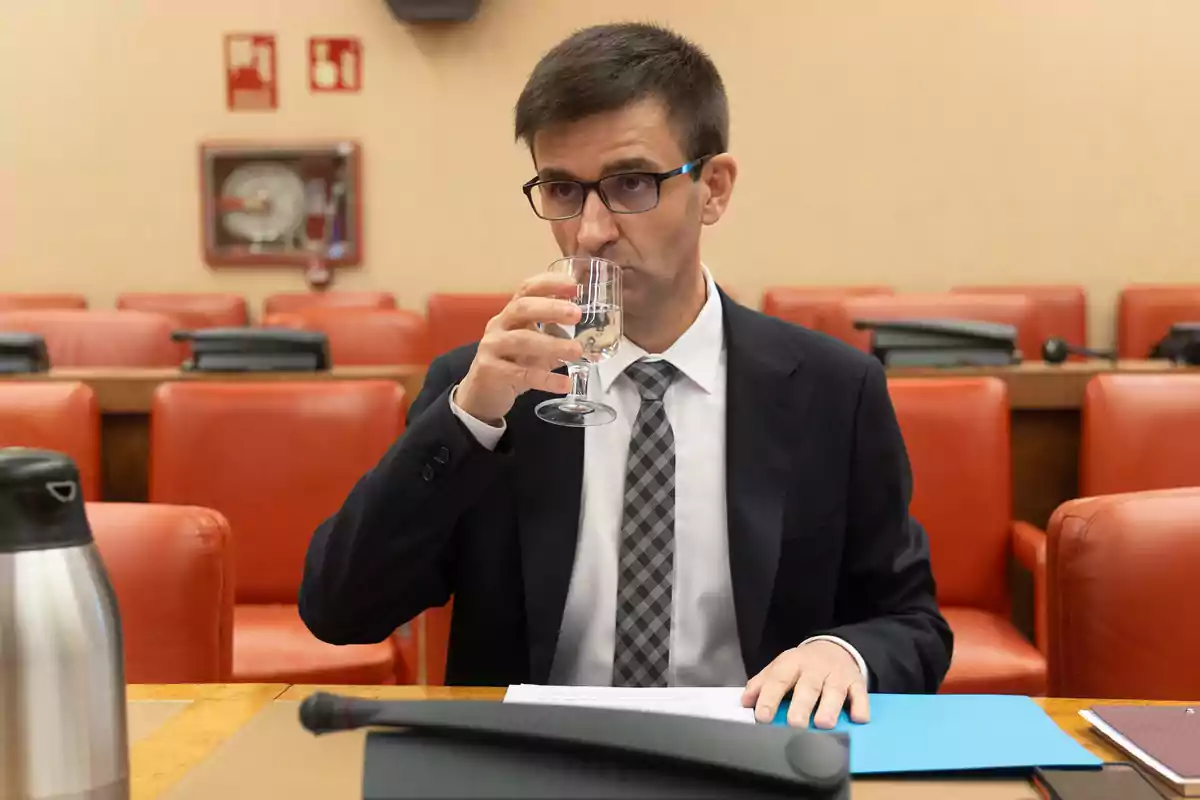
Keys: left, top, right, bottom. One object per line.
{"left": 421, "top": 464, "right": 435, "bottom": 481}
{"left": 435, "top": 446, "right": 451, "bottom": 465}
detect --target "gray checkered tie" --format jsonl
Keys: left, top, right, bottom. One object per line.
{"left": 612, "top": 358, "right": 678, "bottom": 688}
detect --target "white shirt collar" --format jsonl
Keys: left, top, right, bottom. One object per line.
{"left": 596, "top": 266, "right": 724, "bottom": 396}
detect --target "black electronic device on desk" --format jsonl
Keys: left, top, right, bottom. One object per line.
{"left": 1150, "top": 322, "right": 1200, "bottom": 365}
{"left": 299, "top": 692, "right": 850, "bottom": 800}
{"left": 853, "top": 318, "right": 1020, "bottom": 367}
{"left": 174, "top": 328, "right": 330, "bottom": 372}
{"left": 0, "top": 333, "right": 49, "bottom": 374}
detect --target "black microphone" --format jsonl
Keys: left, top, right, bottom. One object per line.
{"left": 1041, "top": 337, "right": 1116, "bottom": 364}
{"left": 299, "top": 691, "right": 385, "bottom": 734}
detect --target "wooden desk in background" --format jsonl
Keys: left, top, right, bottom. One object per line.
{"left": 127, "top": 683, "right": 1194, "bottom": 800}
{"left": 3, "top": 360, "right": 1191, "bottom": 529}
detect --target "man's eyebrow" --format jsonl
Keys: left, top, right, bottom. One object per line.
{"left": 535, "top": 157, "right": 662, "bottom": 182}
{"left": 600, "top": 156, "right": 660, "bottom": 174}
{"left": 536, "top": 166, "right": 578, "bottom": 181}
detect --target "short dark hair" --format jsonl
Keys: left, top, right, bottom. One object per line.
{"left": 514, "top": 22, "right": 729, "bottom": 163}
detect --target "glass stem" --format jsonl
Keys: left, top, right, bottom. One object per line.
{"left": 566, "top": 363, "right": 590, "bottom": 399}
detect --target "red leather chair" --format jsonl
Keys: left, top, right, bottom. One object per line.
{"left": 117, "top": 292, "right": 249, "bottom": 329}
{"left": 953, "top": 285, "right": 1087, "bottom": 359}
{"left": 887, "top": 377, "right": 1047, "bottom": 694}
{"left": 263, "top": 308, "right": 430, "bottom": 365}
{"left": 262, "top": 291, "right": 396, "bottom": 317}
{"left": 1047, "top": 488, "right": 1200, "bottom": 699}
{"left": 760, "top": 286, "right": 893, "bottom": 330}
{"left": 1081, "top": 373, "right": 1200, "bottom": 497}
{"left": 0, "top": 310, "right": 180, "bottom": 367}
{"left": 821, "top": 293, "right": 1041, "bottom": 360}
{"left": 1117, "top": 285, "right": 1200, "bottom": 359}
{"left": 88, "top": 502, "right": 234, "bottom": 683}
{"left": 425, "top": 293, "right": 509, "bottom": 357}
{"left": 0, "top": 293, "right": 88, "bottom": 310}
{"left": 0, "top": 382, "right": 100, "bottom": 500}
{"left": 149, "top": 380, "right": 407, "bottom": 684}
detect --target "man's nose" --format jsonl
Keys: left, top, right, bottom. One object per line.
{"left": 575, "top": 188, "right": 619, "bottom": 256}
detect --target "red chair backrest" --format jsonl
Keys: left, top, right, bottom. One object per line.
{"left": 761, "top": 286, "right": 893, "bottom": 329}
{"left": 887, "top": 377, "right": 1012, "bottom": 613}
{"left": 0, "top": 293, "right": 88, "bottom": 310}
{"left": 262, "top": 291, "right": 396, "bottom": 317}
{"left": 149, "top": 381, "right": 406, "bottom": 604}
{"left": 823, "top": 293, "right": 1040, "bottom": 359}
{"left": 953, "top": 285, "right": 1087, "bottom": 358}
{"left": 263, "top": 308, "right": 430, "bottom": 365}
{"left": 1081, "top": 373, "right": 1200, "bottom": 497}
{"left": 88, "top": 502, "right": 235, "bottom": 682}
{"left": 425, "top": 293, "right": 509, "bottom": 357}
{"left": 0, "top": 309, "right": 180, "bottom": 367}
{"left": 0, "top": 381, "right": 101, "bottom": 500}
{"left": 1047, "top": 488, "right": 1200, "bottom": 699}
{"left": 117, "top": 292, "right": 249, "bottom": 329}
{"left": 1117, "top": 285, "right": 1200, "bottom": 359}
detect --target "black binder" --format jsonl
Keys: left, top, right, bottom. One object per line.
{"left": 0, "top": 333, "right": 49, "bottom": 374}
{"left": 853, "top": 318, "right": 1021, "bottom": 367}
{"left": 1149, "top": 322, "right": 1200, "bottom": 365}
{"left": 173, "top": 328, "right": 330, "bottom": 372}
{"left": 299, "top": 692, "right": 850, "bottom": 800}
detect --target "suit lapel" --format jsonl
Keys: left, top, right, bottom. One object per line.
{"left": 509, "top": 388, "right": 584, "bottom": 684}
{"left": 722, "top": 296, "right": 811, "bottom": 673}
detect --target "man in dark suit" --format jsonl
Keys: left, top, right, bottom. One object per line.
{"left": 300, "top": 21, "right": 952, "bottom": 728}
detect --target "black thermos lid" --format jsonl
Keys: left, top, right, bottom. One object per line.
{"left": 0, "top": 447, "right": 93, "bottom": 553}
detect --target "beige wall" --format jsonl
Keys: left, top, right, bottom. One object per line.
{"left": 3, "top": 1, "right": 1199, "bottom": 347}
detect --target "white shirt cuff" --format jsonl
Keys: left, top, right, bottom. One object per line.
{"left": 448, "top": 384, "right": 506, "bottom": 451}
{"left": 800, "top": 635, "right": 870, "bottom": 685}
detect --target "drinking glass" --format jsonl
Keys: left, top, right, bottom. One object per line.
{"left": 535, "top": 256, "right": 623, "bottom": 426}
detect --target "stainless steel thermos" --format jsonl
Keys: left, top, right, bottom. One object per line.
{"left": 0, "top": 448, "right": 129, "bottom": 800}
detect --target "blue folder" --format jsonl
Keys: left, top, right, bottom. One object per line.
{"left": 773, "top": 694, "right": 1103, "bottom": 775}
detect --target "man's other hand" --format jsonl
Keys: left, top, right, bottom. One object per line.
{"left": 741, "top": 639, "right": 870, "bottom": 728}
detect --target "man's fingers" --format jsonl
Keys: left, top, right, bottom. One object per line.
{"left": 847, "top": 681, "right": 870, "bottom": 724}
{"left": 506, "top": 296, "right": 582, "bottom": 330}
{"left": 785, "top": 675, "right": 824, "bottom": 728}
{"left": 489, "top": 328, "right": 583, "bottom": 365}
{"left": 513, "top": 272, "right": 580, "bottom": 300}
{"left": 522, "top": 368, "right": 571, "bottom": 395}
{"left": 741, "top": 670, "right": 768, "bottom": 708}
{"left": 811, "top": 679, "right": 848, "bottom": 730}
{"left": 753, "top": 674, "right": 795, "bottom": 724}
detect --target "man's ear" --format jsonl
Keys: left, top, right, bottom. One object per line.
{"left": 699, "top": 153, "right": 737, "bottom": 226}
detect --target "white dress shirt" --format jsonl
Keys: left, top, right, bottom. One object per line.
{"left": 450, "top": 268, "right": 868, "bottom": 687}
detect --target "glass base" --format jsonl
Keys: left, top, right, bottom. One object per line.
{"left": 535, "top": 397, "right": 617, "bottom": 427}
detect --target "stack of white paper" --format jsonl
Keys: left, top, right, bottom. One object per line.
{"left": 502, "top": 684, "right": 757, "bottom": 724}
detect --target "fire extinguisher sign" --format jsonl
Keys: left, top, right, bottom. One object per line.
{"left": 309, "top": 37, "right": 363, "bottom": 93}
{"left": 225, "top": 33, "right": 277, "bottom": 111}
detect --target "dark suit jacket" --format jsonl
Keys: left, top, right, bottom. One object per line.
{"left": 299, "top": 291, "right": 953, "bottom": 691}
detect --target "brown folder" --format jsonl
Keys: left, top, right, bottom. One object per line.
{"left": 1085, "top": 705, "right": 1200, "bottom": 796}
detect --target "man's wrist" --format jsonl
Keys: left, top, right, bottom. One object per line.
{"left": 453, "top": 380, "right": 504, "bottom": 428}
{"left": 800, "top": 635, "right": 870, "bottom": 684}
{"left": 449, "top": 384, "right": 506, "bottom": 450}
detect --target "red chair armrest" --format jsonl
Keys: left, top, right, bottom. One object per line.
{"left": 1012, "top": 521, "right": 1048, "bottom": 656}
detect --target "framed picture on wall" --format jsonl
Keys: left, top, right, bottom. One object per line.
{"left": 199, "top": 140, "right": 363, "bottom": 269}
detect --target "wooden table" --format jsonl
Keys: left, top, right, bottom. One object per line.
{"left": 126, "top": 684, "right": 1193, "bottom": 799}
{"left": 2, "top": 359, "right": 1194, "bottom": 526}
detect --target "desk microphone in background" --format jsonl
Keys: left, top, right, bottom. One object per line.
{"left": 1041, "top": 337, "right": 1117, "bottom": 364}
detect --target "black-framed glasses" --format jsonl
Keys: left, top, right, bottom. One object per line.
{"left": 522, "top": 156, "right": 710, "bottom": 221}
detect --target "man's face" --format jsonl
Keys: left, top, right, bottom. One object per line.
{"left": 530, "top": 98, "right": 715, "bottom": 322}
